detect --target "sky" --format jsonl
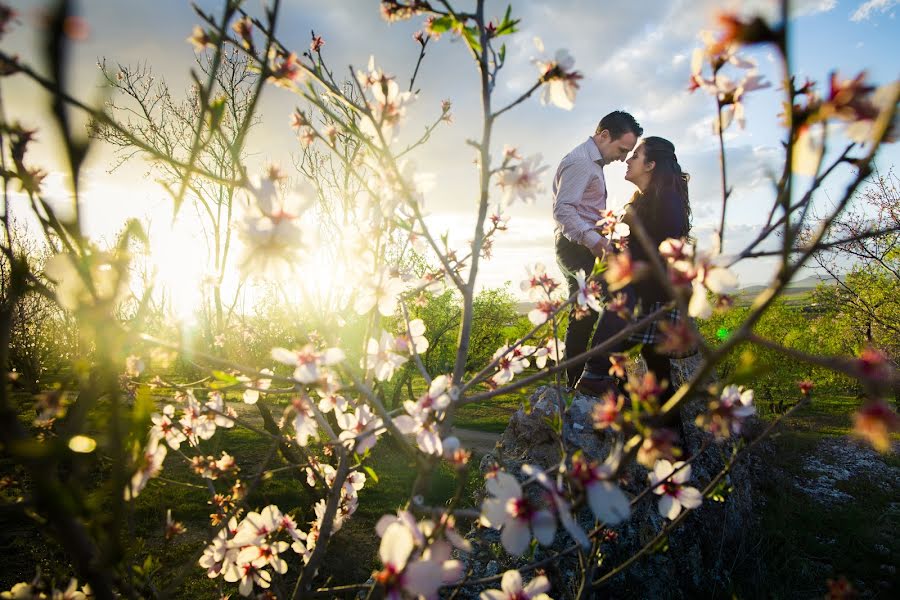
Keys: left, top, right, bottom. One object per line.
{"left": 3, "top": 0, "right": 899, "bottom": 304}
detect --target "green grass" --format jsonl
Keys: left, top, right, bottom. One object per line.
{"left": 401, "top": 369, "right": 542, "bottom": 433}
{"left": 454, "top": 389, "right": 529, "bottom": 432}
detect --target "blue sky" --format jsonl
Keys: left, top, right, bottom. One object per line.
{"left": 3, "top": 0, "right": 899, "bottom": 296}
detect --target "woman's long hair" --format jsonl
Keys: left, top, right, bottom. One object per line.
{"left": 631, "top": 136, "right": 692, "bottom": 239}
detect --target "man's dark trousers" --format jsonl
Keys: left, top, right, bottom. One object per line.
{"left": 555, "top": 233, "right": 599, "bottom": 387}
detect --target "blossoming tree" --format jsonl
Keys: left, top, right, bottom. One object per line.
{"left": 0, "top": 1, "right": 897, "bottom": 599}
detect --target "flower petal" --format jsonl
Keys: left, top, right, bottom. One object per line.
{"left": 404, "top": 559, "right": 444, "bottom": 598}
{"left": 659, "top": 494, "right": 681, "bottom": 520}
{"left": 379, "top": 522, "right": 414, "bottom": 569}
{"left": 523, "top": 574, "right": 551, "bottom": 596}
{"left": 688, "top": 282, "right": 712, "bottom": 318}
{"left": 531, "top": 510, "right": 557, "bottom": 546}
{"left": 587, "top": 481, "right": 631, "bottom": 524}
{"left": 501, "top": 518, "right": 531, "bottom": 556}
{"left": 501, "top": 569, "right": 523, "bottom": 594}
{"left": 678, "top": 486, "right": 703, "bottom": 510}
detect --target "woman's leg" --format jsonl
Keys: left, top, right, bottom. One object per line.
{"left": 641, "top": 345, "right": 673, "bottom": 403}
{"left": 578, "top": 284, "right": 639, "bottom": 389}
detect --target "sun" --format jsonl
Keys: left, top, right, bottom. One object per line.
{"left": 292, "top": 246, "right": 349, "bottom": 309}
{"left": 144, "top": 214, "right": 210, "bottom": 323}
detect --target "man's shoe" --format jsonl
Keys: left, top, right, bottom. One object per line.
{"left": 574, "top": 376, "right": 619, "bottom": 398}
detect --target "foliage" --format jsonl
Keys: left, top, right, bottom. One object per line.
{"left": 699, "top": 298, "right": 854, "bottom": 410}
{"left": 1, "top": 223, "right": 77, "bottom": 392}
{"left": 806, "top": 167, "right": 900, "bottom": 364}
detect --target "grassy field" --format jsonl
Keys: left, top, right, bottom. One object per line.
{"left": 453, "top": 385, "right": 531, "bottom": 432}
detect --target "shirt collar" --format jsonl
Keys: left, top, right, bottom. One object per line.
{"left": 585, "top": 136, "right": 604, "bottom": 165}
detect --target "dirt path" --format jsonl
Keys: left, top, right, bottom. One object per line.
{"left": 449, "top": 427, "right": 500, "bottom": 455}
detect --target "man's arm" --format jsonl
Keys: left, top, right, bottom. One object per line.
{"left": 589, "top": 237, "right": 612, "bottom": 257}
{"left": 552, "top": 158, "right": 602, "bottom": 249}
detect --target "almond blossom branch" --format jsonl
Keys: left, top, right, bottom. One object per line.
{"left": 715, "top": 101, "right": 731, "bottom": 251}
{"left": 746, "top": 333, "right": 899, "bottom": 386}
{"left": 0, "top": 50, "right": 246, "bottom": 191}
{"left": 592, "top": 395, "right": 809, "bottom": 589}
{"left": 462, "top": 292, "right": 575, "bottom": 393}
{"left": 735, "top": 223, "right": 900, "bottom": 259}
{"left": 491, "top": 79, "right": 543, "bottom": 120}
{"left": 341, "top": 368, "right": 424, "bottom": 464}
{"left": 727, "top": 143, "right": 855, "bottom": 267}
{"left": 294, "top": 446, "right": 350, "bottom": 598}
{"left": 408, "top": 34, "right": 430, "bottom": 92}
{"left": 658, "top": 96, "right": 896, "bottom": 425}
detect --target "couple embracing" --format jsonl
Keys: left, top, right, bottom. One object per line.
{"left": 553, "top": 110, "right": 692, "bottom": 403}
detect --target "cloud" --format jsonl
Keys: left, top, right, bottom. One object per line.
{"left": 793, "top": 0, "right": 838, "bottom": 16}
{"left": 850, "top": 0, "right": 899, "bottom": 21}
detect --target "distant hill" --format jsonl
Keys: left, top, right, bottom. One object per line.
{"left": 738, "top": 275, "right": 833, "bottom": 297}
{"left": 515, "top": 275, "right": 837, "bottom": 315}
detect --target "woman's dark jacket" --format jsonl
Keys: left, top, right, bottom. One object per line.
{"left": 621, "top": 188, "right": 688, "bottom": 309}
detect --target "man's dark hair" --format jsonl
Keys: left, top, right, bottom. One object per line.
{"left": 596, "top": 111, "right": 643, "bottom": 139}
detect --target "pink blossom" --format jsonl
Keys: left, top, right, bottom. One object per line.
{"left": 238, "top": 369, "right": 273, "bottom": 404}
{"left": 604, "top": 251, "right": 645, "bottom": 292}
{"left": 520, "top": 263, "right": 560, "bottom": 301}
{"left": 853, "top": 399, "right": 899, "bottom": 453}
{"left": 375, "top": 522, "right": 448, "bottom": 600}
{"left": 523, "top": 463, "right": 590, "bottom": 549}
{"left": 491, "top": 345, "right": 530, "bottom": 385}
{"left": 533, "top": 338, "right": 565, "bottom": 369}
{"left": 697, "top": 385, "right": 756, "bottom": 439}
{"left": 291, "top": 396, "right": 319, "bottom": 446}
{"left": 354, "top": 267, "right": 406, "bottom": 316}
{"left": 366, "top": 330, "right": 410, "bottom": 382}
{"left": 528, "top": 299, "right": 561, "bottom": 326}
{"left": 337, "top": 404, "right": 383, "bottom": 454}
{"left": 573, "top": 269, "right": 602, "bottom": 313}
{"left": 150, "top": 404, "right": 187, "bottom": 450}
{"left": 125, "top": 435, "right": 167, "bottom": 500}
{"left": 394, "top": 318, "right": 429, "bottom": 355}
{"left": 271, "top": 345, "right": 345, "bottom": 385}
{"left": 532, "top": 39, "right": 582, "bottom": 111}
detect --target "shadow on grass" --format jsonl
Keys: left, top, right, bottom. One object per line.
{"left": 731, "top": 393, "right": 899, "bottom": 598}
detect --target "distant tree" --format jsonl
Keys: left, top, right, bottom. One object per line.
{"left": 0, "top": 221, "right": 76, "bottom": 392}
{"left": 384, "top": 285, "right": 526, "bottom": 408}
{"left": 92, "top": 48, "right": 258, "bottom": 336}
{"left": 807, "top": 167, "right": 899, "bottom": 359}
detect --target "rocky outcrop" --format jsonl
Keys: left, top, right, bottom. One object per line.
{"left": 458, "top": 355, "right": 766, "bottom": 599}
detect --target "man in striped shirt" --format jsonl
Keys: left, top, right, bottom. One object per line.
{"left": 553, "top": 111, "right": 643, "bottom": 387}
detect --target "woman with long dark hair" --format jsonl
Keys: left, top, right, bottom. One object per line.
{"left": 575, "top": 136, "right": 692, "bottom": 402}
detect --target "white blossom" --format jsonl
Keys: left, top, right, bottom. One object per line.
{"left": 366, "top": 330, "right": 409, "bottom": 382}
{"left": 648, "top": 460, "right": 703, "bottom": 519}
{"left": 480, "top": 570, "right": 554, "bottom": 600}
{"left": 496, "top": 154, "right": 549, "bottom": 205}
{"left": 480, "top": 471, "right": 556, "bottom": 556}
